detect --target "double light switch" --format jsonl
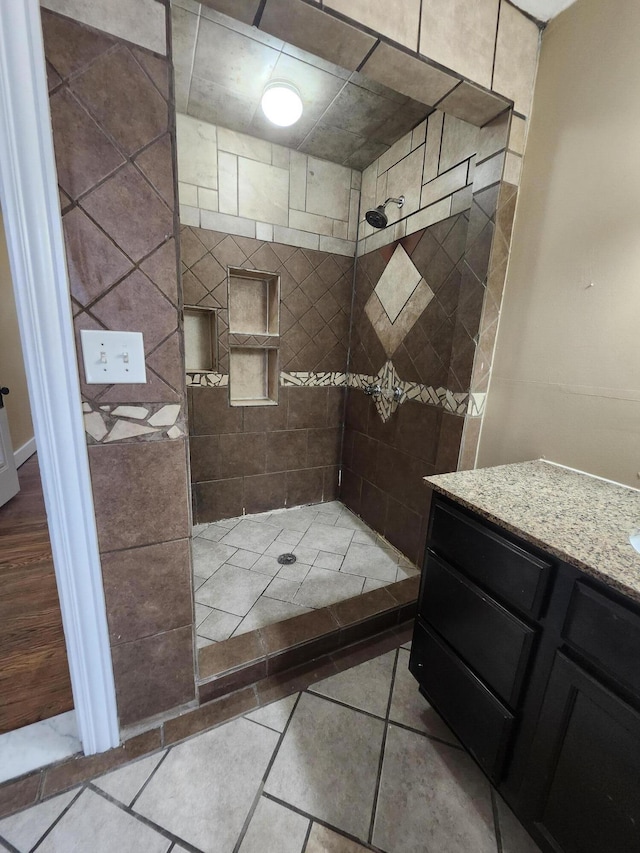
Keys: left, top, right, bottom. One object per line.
{"left": 80, "top": 330, "right": 146, "bottom": 384}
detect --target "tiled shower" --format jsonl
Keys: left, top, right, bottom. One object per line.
{"left": 183, "top": 106, "right": 511, "bottom": 570}
{"left": 39, "top": 0, "right": 520, "bottom": 732}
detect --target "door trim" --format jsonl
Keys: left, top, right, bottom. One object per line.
{"left": 0, "top": 0, "right": 119, "bottom": 753}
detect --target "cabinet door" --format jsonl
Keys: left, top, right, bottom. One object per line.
{"left": 524, "top": 653, "right": 640, "bottom": 853}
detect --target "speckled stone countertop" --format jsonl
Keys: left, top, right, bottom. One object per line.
{"left": 425, "top": 460, "right": 640, "bottom": 604}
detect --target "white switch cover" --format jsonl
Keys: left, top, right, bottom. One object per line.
{"left": 80, "top": 330, "right": 147, "bottom": 384}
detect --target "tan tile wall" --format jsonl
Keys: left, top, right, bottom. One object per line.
{"left": 40, "top": 0, "right": 167, "bottom": 55}
{"left": 44, "top": 8, "right": 196, "bottom": 728}
{"left": 177, "top": 115, "right": 360, "bottom": 256}
{"left": 357, "top": 110, "right": 479, "bottom": 256}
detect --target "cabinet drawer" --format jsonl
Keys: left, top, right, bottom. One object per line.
{"left": 410, "top": 620, "right": 514, "bottom": 781}
{"left": 563, "top": 582, "right": 640, "bottom": 699}
{"left": 420, "top": 553, "right": 537, "bottom": 708}
{"left": 430, "top": 500, "right": 551, "bottom": 617}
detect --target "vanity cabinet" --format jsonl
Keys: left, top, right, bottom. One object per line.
{"left": 411, "top": 494, "right": 640, "bottom": 853}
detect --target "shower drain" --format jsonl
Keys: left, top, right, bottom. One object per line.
{"left": 277, "top": 553, "right": 297, "bottom": 565}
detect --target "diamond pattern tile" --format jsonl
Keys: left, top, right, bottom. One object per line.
{"left": 70, "top": 46, "right": 168, "bottom": 157}
{"left": 180, "top": 227, "right": 353, "bottom": 373}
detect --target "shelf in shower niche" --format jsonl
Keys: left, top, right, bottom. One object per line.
{"left": 228, "top": 267, "right": 280, "bottom": 336}
{"left": 229, "top": 346, "right": 279, "bottom": 407}
{"left": 184, "top": 305, "right": 217, "bottom": 372}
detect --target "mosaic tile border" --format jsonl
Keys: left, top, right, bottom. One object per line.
{"left": 185, "top": 370, "right": 485, "bottom": 419}
{"left": 82, "top": 402, "right": 186, "bottom": 444}
{"left": 185, "top": 371, "right": 348, "bottom": 388}
{"left": 348, "top": 369, "right": 486, "bottom": 420}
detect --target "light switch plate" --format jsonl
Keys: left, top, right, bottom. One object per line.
{"left": 80, "top": 330, "right": 147, "bottom": 384}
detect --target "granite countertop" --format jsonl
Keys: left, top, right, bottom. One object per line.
{"left": 425, "top": 460, "right": 640, "bottom": 604}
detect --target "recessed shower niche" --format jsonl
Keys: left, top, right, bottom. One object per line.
{"left": 184, "top": 306, "right": 217, "bottom": 372}
{"left": 228, "top": 267, "right": 280, "bottom": 406}
{"left": 228, "top": 267, "right": 280, "bottom": 337}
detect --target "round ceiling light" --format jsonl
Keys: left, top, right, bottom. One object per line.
{"left": 261, "top": 82, "right": 303, "bottom": 127}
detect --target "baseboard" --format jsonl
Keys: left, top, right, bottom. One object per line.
{"left": 15, "top": 436, "right": 36, "bottom": 467}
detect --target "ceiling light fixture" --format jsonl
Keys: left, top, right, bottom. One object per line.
{"left": 261, "top": 82, "right": 303, "bottom": 127}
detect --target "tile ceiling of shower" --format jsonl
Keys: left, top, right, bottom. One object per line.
{"left": 172, "top": 4, "right": 435, "bottom": 170}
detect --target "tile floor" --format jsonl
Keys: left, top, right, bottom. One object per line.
{"left": 192, "top": 501, "right": 420, "bottom": 649}
{"left": 0, "top": 639, "right": 542, "bottom": 853}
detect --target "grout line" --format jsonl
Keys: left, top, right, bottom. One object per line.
{"left": 22, "top": 786, "right": 84, "bottom": 853}
{"left": 128, "top": 749, "right": 171, "bottom": 810}
{"left": 491, "top": 1, "right": 502, "bottom": 92}
{"left": 367, "top": 647, "right": 399, "bottom": 844}
{"left": 301, "top": 819, "right": 313, "bottom": 852}
{"left": 231, "top": 780, "right": 265, "bottom": 853}
{"left": 261, "top": 793, "right": 381, "bottom": 853}
{"left": 88, "top": 784, "right": 206, "bottom": 853}
{"left": 491, "top": 787, "right": 505, "bottom": 853}
{"left": 0, "top": 833, "right": 20, "bottom": 853}
{"left": 304, "top": 689, "right": 388, "bottom": 725}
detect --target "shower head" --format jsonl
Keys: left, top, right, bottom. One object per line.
{"left": 365, "top": 196, "right": 405, "bottom": 229}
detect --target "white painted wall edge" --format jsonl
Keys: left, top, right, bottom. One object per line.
{"left": 0, "top": 0, "right": 119, "bottom": 754}
{"left": 15, "top": 436, "right": 37, "bottom": 468}
{"left": 540, "top": 459, "right": 640, "bottom": 493}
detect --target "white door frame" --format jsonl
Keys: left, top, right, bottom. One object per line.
{"left": 0, "top": 0, "right": 119, "bottom": 753}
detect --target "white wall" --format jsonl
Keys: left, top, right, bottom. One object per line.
{"left": 0, "top": 211, "right": 34, "bottom": 455}
{"left": 478, "top": 0, "right": 640, "bottom": 488}
{"left": 177, "top": 114, "right": 360, "bottom": 256}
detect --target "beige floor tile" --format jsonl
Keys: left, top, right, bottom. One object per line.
{"left": 306, "top": 823, "right": 371, "bottom": 853}
{"left": 198, "top": 608, "right": 242, "bottom": 641}
{"left": 220, "top": 519, "right": 280, "bottom": 552}
{"left": 134, "top": 718, "right": 279, "bottom": 853}
{"left": 277, "top": 561, "right": 312, "bottom": 582}
{"left": 192, "top": 538, "right": 237, "bottom": 579}
{"left": 363, "top": 578, "right": 387, "bottom": 592}
{"left": 309, "top": 650, "right": 396, "bottom": 718}
{"left": 234, "top": 596, "right": 312, "bottom": 635}
{"left": 291, "top": 544, "right": 320, "bottom": 565}
{"left": 263, "top": 576, "right": 302, "bottom": 603}
{"left": 389, "top": 649, "right": 459, "bottom": 744}
{"left": 198, "top": 523, "right": 229, "bottom": 542}
{"left": 264, "top": 693, "right": 384, "bottom": 839}
{"left": 297, "top": 523, "right": 354, "bottom": 556}
{"left": 196, "top": 564, "right": 271, "bottom": 616}
{"left": 333, "top": 510, "right": 370, "bottom": 531}
{"left": 495, "top": 795, "right": 543, "bottom": 853}
{"left": 37, "top": 789, "right": 170, "bottom": 853}
{"left": 340, "top": 542, "right": 398, "bottom": 582}
{"left": 293, "top": 566, "right": 364, "bottom": 609}
{"left": 195, "top": 602, "right": 213, "bottom": 626}
{"left": 94, "top": 752, "right": 165, "bottom": 806}
{"left": 314, "top": 551, "right": 343, "bottom": 571}
{"left": 249, "top": 553, "right": 284, "bottom": 576}
{"left": 0, "top": 789, "right": 78, "bottom": 852}
{"left": 268, "top": 507, "right": 319, "bottom": 533}
{"left": 238, "top": 796, "right": 308, "bottom": 853}
{"left": 373, "top": 725, "right": 496, "bottom": 853}
{"left": 245, "top": 694, "right": 299, "bottom": 733}
{"left": 226, "top": 549, "right": 261, "bottom": 569}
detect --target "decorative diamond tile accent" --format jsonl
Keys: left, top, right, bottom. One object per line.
{"left": 374, "top": 245, "right": 423, "bottom": 324}
{"left": 364, "top": 247, "right": 435, "bottom": 359}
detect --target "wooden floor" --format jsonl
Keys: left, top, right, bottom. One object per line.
{"left": 0, "top": 455, "right": 73, "bottom": 734}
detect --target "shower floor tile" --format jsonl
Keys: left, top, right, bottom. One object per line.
{"left": 192, "top": 501, "right": 419, "bottom": 648}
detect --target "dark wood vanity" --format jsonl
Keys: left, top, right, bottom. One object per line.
{"left": 411, "top": 464, "right": 640, "bottom": 853}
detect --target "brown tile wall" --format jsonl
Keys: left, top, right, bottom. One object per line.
{"left": 44, "top": 7, "right": 196, "bottom": 727}
{"left": 182, "top": 227, "right": 353, "bottom": 522}
{"left": 342, "top": 212, "right": 483, "bottom": 566}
